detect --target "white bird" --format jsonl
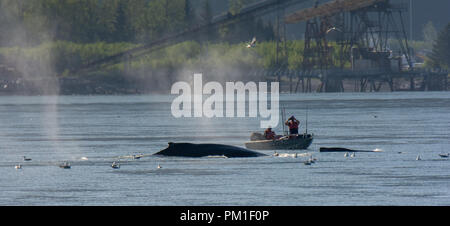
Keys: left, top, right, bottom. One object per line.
{"left": 273, "top": 151, "right": 279, "bottom": 157}
{"left": 325, "top": 27, "right": 342, "bottom": 34}
{"left": 350, "top": 152, "right": 355, "bottom": 158}
{"left": 416, "top": 155, "right": 421, "bottom": 161}
{"left": 309, "top": 155, "right": 317, "bottom": 163}
{"left": 344, "top": 152, "right": 349, "bottom": 157}
{"left": 111, "top": 161, "right": 120, "bottom": 169}
{"left": 15, "top": 165, "right": 22, "bottom": 169}
{"left": 246, "top": 37, "right": 257, "bottom": 48}
{"left": 157, "top": 164, "right": 162, "bottom": 169}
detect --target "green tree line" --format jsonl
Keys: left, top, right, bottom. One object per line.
{"left": 0, "top": 0, "right": 275, "bottom": 46}
{"left": 0, "top": 0, "right": 194, "bottom": 45}
{"left": 0, "top": 40, "right": 305, "bottom": 76}
{"left": 0, "top": 0, "right": 447, "bottom": 78}
{"left": 429, "top": 23, "right": 450, "bottom": 69}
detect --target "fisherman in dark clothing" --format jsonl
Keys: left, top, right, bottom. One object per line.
{"left": 285, "top": 116, "right": 300, "bottom": 135}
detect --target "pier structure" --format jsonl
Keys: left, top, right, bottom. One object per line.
{"left": 248, "top": 67, "right": 448, "bottom": 92}
{"left": 279, "top": 0, "right": 448, "bottom": 92}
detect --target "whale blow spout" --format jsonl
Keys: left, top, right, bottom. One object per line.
{"left": 154, "top": 142, "right": 267, "bottom": 158}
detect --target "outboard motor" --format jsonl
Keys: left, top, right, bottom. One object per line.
{"left": 250, "top": 132, "right": 265, "bottom": 141}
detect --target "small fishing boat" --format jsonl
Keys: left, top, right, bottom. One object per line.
{"left": 438, "top": 153, "right": 449, "bottom": 158}
{"left": 59, "top": 162, "right": 71, "bottom": 169}
{"left": 245, "top": 133, "right": 313, "bottom": 150}
{"left": 245, "top": 106, "right": 313, "bottom": 150}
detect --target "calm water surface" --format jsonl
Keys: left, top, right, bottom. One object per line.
{"left": 0, "top": 92, "right": 449, "bottom": 205}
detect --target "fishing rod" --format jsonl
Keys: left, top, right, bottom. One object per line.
{"left": 281, "top": 105, "right": 288, "bottom": 136}
{"left": 305, "top": 105, "right": 308, "bottom": 135}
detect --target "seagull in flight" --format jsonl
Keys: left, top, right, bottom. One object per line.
{"left": 326, "top": 27, "right": 342, "bottom": 34}
{"left": 246, "top": 37, "right": 257, "bottom": 48}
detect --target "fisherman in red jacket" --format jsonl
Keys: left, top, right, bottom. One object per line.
{"left": 264, "top": 127, "right": 276, "bottom": 140}
{"left": 285, "top": 116, "right": 300, "bottom": 135}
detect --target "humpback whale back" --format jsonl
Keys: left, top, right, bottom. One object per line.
{"left": 320, "top": 147, "right": 375, "bottom": 153}
{"left": 154, "top": 142, "right": 267, "bottom": 158}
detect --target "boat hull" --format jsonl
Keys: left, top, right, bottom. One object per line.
{"left": 245, "top": 134, "right": 313, "bottom": 150}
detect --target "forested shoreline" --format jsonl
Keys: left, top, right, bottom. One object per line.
{"left": 0, "top": 0, "right": 275, "bottom": 46}
{"left": 0, "top": 0, "right": 448, "bottom": 95}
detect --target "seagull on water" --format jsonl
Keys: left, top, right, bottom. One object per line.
{"left": 111, "top": 161, "right": 120, "bottom": 169}
{"left": 309, "top": 155, "right": 317, "bottom": 163}
{"left": 59, "top": 161, "right": 71, "bottom": 169}
{"left": 23, "top": 156, "right": 32, "bottom": 161}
